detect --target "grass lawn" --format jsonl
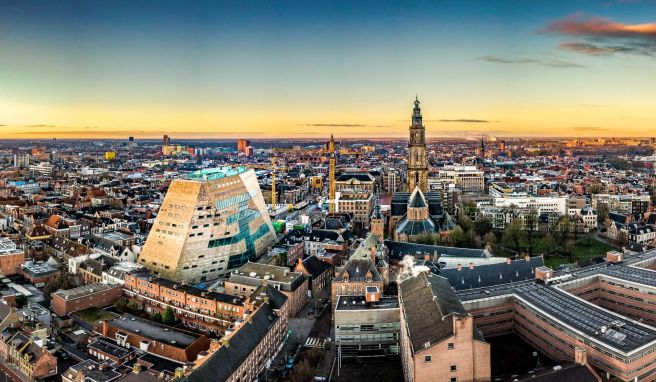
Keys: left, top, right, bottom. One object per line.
{"left": 543, "top": 238, "right": 617, "bottom": 269}
{"left": 74, "top": 308, "right": 118, "bottom": 323}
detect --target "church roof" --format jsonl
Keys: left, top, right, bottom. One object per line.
{"left": 408, "top": 187, "right": 427, "bottom": 208}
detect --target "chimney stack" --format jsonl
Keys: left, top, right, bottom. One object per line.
{"left": 457, "top": 264, "right": 462, "bottom": 271}
{"left": 468, "top": 262, "right": 474, "bottom": 270}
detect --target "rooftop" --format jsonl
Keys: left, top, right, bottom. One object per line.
{"left": 336, "top": 295, "right": 399, "bottom": 311}
{"left": 52, "top": 283, "right": 117, "bottom": 301}
{"left": 185, "top": 166, "right": 248, "bottom": 181}
{"left": 108, "top": 313, "right": 202, "bottom": 349}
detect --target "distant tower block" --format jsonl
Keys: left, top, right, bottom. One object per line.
{"left": 138, "top": 166, "right": 277, "bottom": 283}
{"left": 407, "top": 97, "right": 428, "bottom": 193}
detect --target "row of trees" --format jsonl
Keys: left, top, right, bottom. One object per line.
{"left": 114, "top": 297, "right": 176, "bottom": 325}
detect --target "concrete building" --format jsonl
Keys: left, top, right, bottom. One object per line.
{"left": 336, "top": 190, "right": 373, "bottom": 226}
{"left": 0, "top": 238, "right": 25, "bottom": 276}
{"left": 51, "top": 283, "right": 123, "bottom": 317}
{"left": 433, "top": 165, "right": 485, "bottom": 194}
{"left": 334, "top": 292, "right": 400, "bottom": 358}
{"left": 99, "top": 314, "right": 210, "bottom": 363}
{"left": 138, "top": 166, "right": 277, "bottom": 283}
{"left": 123, "top": 271, "right": 246, "bottom": 334}
{"left": 225, "top": 262, "right": 308, "bottom": 318}
{"left": 334, "top": 173, "right": 376, "bottom": 193}
{"left": 453, "top": 250, "right": 656, "bottom": 382}
{"left": 398, "top": 272, "right": 490, "bottom": 382}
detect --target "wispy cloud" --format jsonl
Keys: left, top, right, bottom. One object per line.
{"left": 433, "top": 119, "right": 500, "bottom": 123}
{"left": 476, "top": 55, "right": 585, "bottom": 68}
{"left": 570, "top": 126, "right": 610, "bottom": 131}
{"left": 297, "top": 123, "right": 390, "bottom": 127}
{"left": 545, "top": 14, "right": 656, "bottom": 56}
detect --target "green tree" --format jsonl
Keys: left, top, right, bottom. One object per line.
{"left": 597, "top": 204, "right": 609, "bottom": 225}
{"left": 543, "top": 232, "right": 556, "bottom": 253}
{"left": 415, "top": 232, "right": 437, "bottom": 245}
{"left": 474, "top": 217, "right": 492, "bottom": 237}
{"left": 150, "top": 312, "right": 162, "bottom": 322}
{"left": 502, "top": 219, "right": 524, "bottom": 254}
{"left": 275, "top": 252, "right": 288, "bottom": 266}
{"left": 458, "top": 215, "right": 475, "bottom": 233}
{"left": 43, "top": 270, "right": 76, "bottom": 297}
{"left": 162, "top": 306, "right": 175, "bottom": 325}
{"left": 114, "top": 297, "right": 128, "bottom": 312}
{"left": 523, "top": 209, "right": 539, "bottom": 256}
{"left": 451, "top": 226, "right": 465, "bottom": 247}
{"left": 126, "top": 299, "right": 142, "bottom": 314}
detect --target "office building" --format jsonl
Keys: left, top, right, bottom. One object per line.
{"left": 138, "top": 166, "right": 277, "bottom": 283}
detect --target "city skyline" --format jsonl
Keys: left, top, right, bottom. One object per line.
{"left": 1, "top": 0, "right": 656, "bottom": 139}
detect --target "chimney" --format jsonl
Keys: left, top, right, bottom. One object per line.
{"left": 370, "top": 246, "right": 376, "bottom": 264}
{"left": 574, "top": 346, "right": 587, "bottom": 365}
{"left": 505, "top": 258, "right": 512, "bottom": 265}
{"left": 606, "top": 250, "right": 623, "bottom": 264}
{"left": 102, "top": 320, "right": 109, "bottom": 337}
{"left": 468, "top": 262, "right": 474, "bottom": 270}
{"left": 133, "top": 362, "right": 142, "bottom": 374}
{"left": 457, "top": 264, "right": 462, "bottom": 271}
{"left": 524, "top": 255, "right": 530, "bottom": 262}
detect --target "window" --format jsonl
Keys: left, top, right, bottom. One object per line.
{"left": 450, "top": 365, "right": 457, "bottom": 372}
{"left": 450, "top": 378, "right": 457, "bottom": 382}
{"left": 448, "top": 343, "right": 454, "bottom": 350}
{"left": 424, "top": 356, "right": 431, "bottom": 362}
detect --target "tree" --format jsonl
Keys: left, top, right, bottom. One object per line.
{"left": 43, "top": 270, "right": 76, "bottom": 297}
{"left": 483, "top": 232, "right": 497, "bottom": 249}
{"left": 162, "top": 306, "right": 175, "bottom": 325}
{"left": 451, "top": 226, "right": 465, "bottom": 247}
{"left": 524, "top": 210, "right": 539, "bottom": 256}
{"left": 415, "top": 232, "right": 437, "bottom": 245}
{"left": 458, "top": 215, "right": 475, "bottom": 233}
{"left": 502, "top": 219, "right": 524, "bottom": 254}
{"left": 597, "top": 204, "right": 609, "bottom": 225}
{"left": 275, "top": 252, "right": 288, "bottom": 267}
{"left": 543, "top": 232, "right": 556, "bottom": 253}
{"left": 150, "top": 312, "right": 162, "bottom": 322}
{"left": 289, "top": 359, "right": 314, "bottom": 382}
{"left": 474, "top": 217, "right": 492, "bottom": 237}
{"left": 126, "top": 299, "right": 142, "bottom": 314}
{"left": 556, "top": 216, "right": 571, "bottom": 244}
{"left": 114, "top": 297, "right": 129, "bottom": 312}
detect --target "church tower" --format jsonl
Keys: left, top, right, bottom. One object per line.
{"left": 407, "top": 97, "right": 428, "bottom": 192}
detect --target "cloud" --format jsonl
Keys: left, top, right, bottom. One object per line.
{"left": 570, "top": 126, "right": 610, "bottom": 131}
{"left": 297, "top": 123, "right": 390, "bottom": 127}
{"left": 434, "top": 119, "right": 499, "bottom": 123}
{"left": 544, "top": 14, "right": 656, "bottom": 38}
{"left": 476, "top": 55, "right": 585, "bottom": 68}
{"left": 545, "top": 15, "right": 656, "bottom": 56}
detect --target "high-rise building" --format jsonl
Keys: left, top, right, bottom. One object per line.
{"left": 163, "top": 134, "right": 171, "bottom": 146}
{"left": 237, "top": 139, "right": 251, "bottom": 154}
{"left": 138, "top": 166, "right": 277, "bottom": 283}
{"left": 407, "top": 97, "right": 428, "bottom": 193}
{"left": 13, "top": 154, "right": 30, "bottom": 168}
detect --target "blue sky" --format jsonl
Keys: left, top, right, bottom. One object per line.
{"left": 1, "top": 0, "right": 655, "bottom": 138}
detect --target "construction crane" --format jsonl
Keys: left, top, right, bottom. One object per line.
{"left": 271, "top": 155, "right": 277, "bottom": 206}
{"left": 328, "top": 134, "right": 336, "bottom": 213}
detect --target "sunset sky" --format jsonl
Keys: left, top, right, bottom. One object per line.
{"left": 1, "top": 0, "right": 655, "bottom": 139}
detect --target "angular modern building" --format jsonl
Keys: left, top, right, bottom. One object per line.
{"left": 138, "top": 166, "right": 276, "bottom": 283}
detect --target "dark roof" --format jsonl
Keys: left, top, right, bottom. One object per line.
{"left": 335, "top": 173, "right": 374, "bottom": 182}
{"left": 408, "top": 188, "right": 427, "bottom": 208}
{"left": 399, "top": 273, "right": 470, "bottom": 352}
{"left": 512, "top": 364, "right": 599, "bottom": 382}
{"left": 187, "top": 303, "right": 280, "bottom": 382}
{"left": 385, "top": 240, "right": 489, "bottom": 261}
{"left": 300, "top": 255, "right": 332, "bottom": 278}
{"left": 440, "top": 256, "right": 544, "bottom": 291}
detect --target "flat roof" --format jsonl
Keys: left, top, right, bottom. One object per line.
{"left": 53, "top": 283, "right": 116, "bottom": 301}
{"left": 185, "top": 166, "right": 248, "bottom": 181}
{"left": 89, "top": 338, "right": 134, "bottom": 358}
{"left": 109, "top": 314, "right": 201, "bottom": 349}
{"left": 336, "top": 295, "right": 399, "bottom": 311}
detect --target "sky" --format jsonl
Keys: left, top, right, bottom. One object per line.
{"left": 1, "top": 0, "right": 655, "bottom": 139}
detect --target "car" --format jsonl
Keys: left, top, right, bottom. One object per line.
{"left": 313, "top": 376, "right": 327, "bottom": 381}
